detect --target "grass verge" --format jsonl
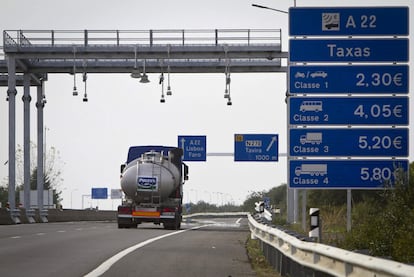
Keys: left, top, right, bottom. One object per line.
{"left": 246, "top": 236, "right": 281, "bottom": 277}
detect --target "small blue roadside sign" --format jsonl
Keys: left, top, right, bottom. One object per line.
{"left": 289, "top": 97, "right": 409, "bottom": 126}
{"left": 289, "top": 160, "right": 408, "bottom": 189}
{"left": 91, "top": 188, "right": 108, "bottom": 199}
{"left": 263, "top": 197, "right": 270, "bottom": 210}
{"left": 289, "top": 65, "right": 408, "bottom": 94}
{"left": 289, "top": 7, "right": 409, "bottom": 36}
{"left": 234, "top": 134, "right": 278, "bottom": 162}
{"left": 289, "top": 128, "right": 408, "bottom": 157}
{"left": 178, "top": 135, "right": 207, "bottom": 161}
{"left": 289, "top": 38, "right": 408, "bottom": 63}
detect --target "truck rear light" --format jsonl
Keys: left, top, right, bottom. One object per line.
{"left": 118, "top": 206, "right": 132, "bottom": 214}
{"left": 162, "top": 207, "right": 176, "bottom": 213}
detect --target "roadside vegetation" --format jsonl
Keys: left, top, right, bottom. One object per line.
{"left": 0, "top": 143, "right": 63, "bottom": 208}
{"left": 242, "top": 162, "right": 414, "bottom": 264}
{"left": 182, "top": 201, "right": 242, "bottom": 214}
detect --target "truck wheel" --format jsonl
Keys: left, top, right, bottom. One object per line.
{"left": 163, "top": 221, "right": 178, "bottom": 230}
{"left": 118, "top": 218, "right": 134, "bottom": 229}
{"left": 163, "top": 222, "right": 172, "bottom": 230}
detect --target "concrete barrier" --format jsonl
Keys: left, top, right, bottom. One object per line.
{"left": 0, "top": 208, "right": 15, "bottom": 224}
{"left": 0, "top": 210, "right": 245, "bottom": 225}
{"left": 0, "top": 208, "right": 117, "bottom": 224}
{"left": 47, "top": 209, "right": 117, "bottom": 222}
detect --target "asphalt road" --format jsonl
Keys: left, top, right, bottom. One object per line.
{"left": 0, "top": 217, "right": 255, "bottom": 277}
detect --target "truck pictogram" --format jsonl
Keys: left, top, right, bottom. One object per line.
{"left": 300, "top": 132, "right": 323, "bottom": 145}
{"left": 295, "top": 164, "right": 327, "bottom": 176}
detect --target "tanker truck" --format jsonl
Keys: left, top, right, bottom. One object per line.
{"left": 117, "top": 146, "right": 188, "bottom": 229}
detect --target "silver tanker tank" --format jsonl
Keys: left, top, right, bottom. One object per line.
{"left": 121, "top": 150, "right": 181, "bottom": 203}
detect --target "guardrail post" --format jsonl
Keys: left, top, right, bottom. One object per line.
{"left": 84, "top": 30, "right": 88, "bottom": 47}
{"left": 215, "top": 29, "right": 218, "bottom": 45}
{"left": 247, "top": 29, "right": 250, "bottom": 45}
{"left": 51, "top": 30, "right": 55, "bottom": 47}
{"left": 345, "top": 262, "right": 353, "bottom": 276}
{"left": 18, "top": 30, "right": 22, "bottom": 45}
{"left": 149, "top": 30, "right": 153, "bottom": 46}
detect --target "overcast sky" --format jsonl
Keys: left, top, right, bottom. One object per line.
{"left": 1, "top": 0, "right": 413, "bottom": 209}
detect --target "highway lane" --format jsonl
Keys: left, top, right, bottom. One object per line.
{"left": 0, "top": 217, "right": 254, "bottom": 277}
{"left": 99, "top": 218, "right": 255, "bottom": 277}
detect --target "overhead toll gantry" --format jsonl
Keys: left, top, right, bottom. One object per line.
{"left": 1, "top": 29, "right": 287, "bottom": 223}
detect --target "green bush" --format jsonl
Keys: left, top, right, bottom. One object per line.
{"left": 340, "top": 162, "right": 414, "bottom": 263}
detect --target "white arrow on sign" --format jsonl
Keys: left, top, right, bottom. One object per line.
{"left": 180, "top": 138, "right": 186, "bottom": 150}
{"left": 266, "top": 136, "right": 277, "bottom": 152}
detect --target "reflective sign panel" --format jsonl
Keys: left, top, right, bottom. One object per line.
{"left": 178, "top": 135, "right": 207, "bottom": 161}
{"left": 289, "top": 160, "right": 408, "bottom": 188}
{"left": 234, "top": 134, "right": 278, "bottom": 162}
{"left": 289, "top": 7, "right": 409, "bottom": 36}
{"left": 289, "top": 97, "right": 409, "bottom": 125}
{"left": 289, "top": 39, "right": 409, "bottom": 62}
{"left": 289, "top": 65, "right": 408, "bottom": 94}
{"left": 289, "top": 128, "right": 408, "bottom": 157}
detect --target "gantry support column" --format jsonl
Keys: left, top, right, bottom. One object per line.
{"left": 23, "top": 73, "right": 35, "bottom": 223}
{"left": 7, "top": 55, "right": 20, "bottom": 223}
{"left": 36, "top": 82, "right": 48, "bottom": 222}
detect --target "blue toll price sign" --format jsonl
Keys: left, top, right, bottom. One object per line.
{"left": 289, "top": 38, "right": 408, "bottom": 63}
{"left": 289, "top": 97, "right": 409, "bottom": 126}
{"left": 289, "top": 7, "right": 409, "bottom": 36}
{"left": 289, "top": 65, "right": 408, "bottom": 94}
{"left": 289, "top": 160, "right": 408, "bottom": 189}
{"left": 289, "top": 128, "right": 408, "bottom": 157}
{"left": 178, "top": 135, "right": 207, "bottom": 161}
{"left": 234, "top": 134, "right": 278, "bottom": 162}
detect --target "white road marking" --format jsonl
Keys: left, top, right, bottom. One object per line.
{"left": 84, "top": 225, "right": 210, "bottom": 277}
{"left": 36, "top": 233, "right": 46, "bottom": 236}
{"left": 57, "top": 230, "right": 66, "bottom": 233}
{"left": 11, "top": 236, "right": 21, "bottom": 239}
{"left": 235, "top": 218, "right": 242, "bottom": 224}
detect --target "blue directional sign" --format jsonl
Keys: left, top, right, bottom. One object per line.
{"left": 234, "top": 134, "right": 278, "bottom": 162}
{"left": 289, "top": 7, "right": 409, "bottom": 36}
{"left": 290, "top": 128, "right": 408, "bottom": 157}
{"left": 289, "top": 65, "right": 408, "bottom": 94}
{"left": 91, "top": 188, "right": 108, "bottom": 199}
{"left": 289, "top": 97, "right": 409, "bottom": 126}
{"left": 289, "top": 160, "right": 408, "bottom": 188}
{"left": 178, "top": 135, "right": 206, "bottom": 161}
{"left": 289, "top": 39, "right": 408, "bottom": 62}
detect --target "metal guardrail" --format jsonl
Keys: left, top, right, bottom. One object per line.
{"left": 247, "top": 214, "right": 414, "bottom": 277}
{"left": 183, "top": 212, "right": 249, "bottom": 218}
{"left": 3, "top": 29, "right": 282, "bottom": 47}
